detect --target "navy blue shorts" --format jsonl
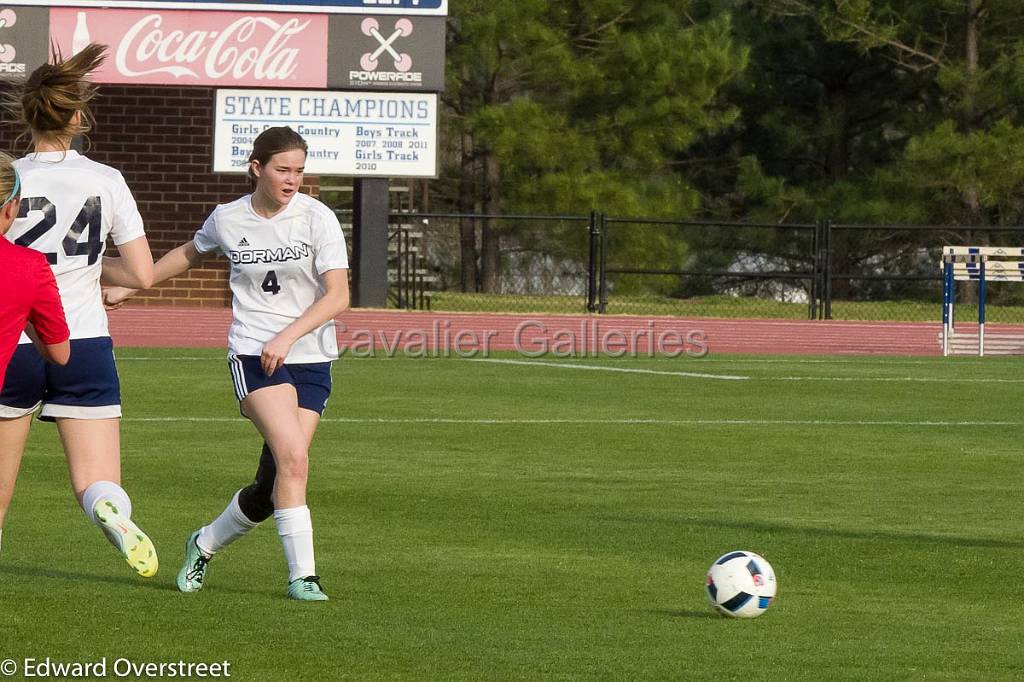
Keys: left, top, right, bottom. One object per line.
{"left": 227, "top": 355, "right": 332, "bottom": 416}
{"left": 0, "top": 337, "right": 122, "bottom": 421}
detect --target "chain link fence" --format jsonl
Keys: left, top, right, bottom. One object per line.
{"left": 601, "top": 217, "right": 817, "bottom": 318}
{"left": 336, "top": 208, "right": 1024, "bottom": 322}
{"left": 827, "top": 224, "right": 1024, "bottom": 323}
{"left": 376, "top": 212, "right": 593, "bottom": 314}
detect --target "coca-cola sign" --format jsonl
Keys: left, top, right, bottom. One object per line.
{"left": 13, "top": 0, "right": 446, "bottom": 17}
{"left": 50, "top": 8, "right": 328, "bottom": 87}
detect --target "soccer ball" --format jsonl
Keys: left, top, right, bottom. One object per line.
{"left": 705, "top": 550, "right": 777, "bottom": 618}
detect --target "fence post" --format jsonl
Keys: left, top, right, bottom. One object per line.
{"left": 405, "top": 227, "right": 415, "bottom": 309}
{"left": 824, "top": 220, "right": 834, "bottom": 320}
{"left": 394, "top": 226, "right": 404, "bottom": 308}
{"left": 810, "top": 220, "right": 823, "bottom": 320}
{"left": 598, "top": 213, "right": 609, "bottom": 313}
{"left": 587, "top": 210, "right": 599, "bottom": 312}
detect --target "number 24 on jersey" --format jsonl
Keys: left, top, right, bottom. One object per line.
{"left": 16, "top": 195, "right": 103, "bottom": 265}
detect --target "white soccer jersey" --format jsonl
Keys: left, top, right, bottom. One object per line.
{"left": 7, "top": 150, "right": 146, "bottom": 341}
{"left": 193, "top": 192, "right": 349, "bottom": 363}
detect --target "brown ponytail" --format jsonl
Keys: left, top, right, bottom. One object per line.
{"left": 5, "top": 42, "right": 106, "bottom": 148}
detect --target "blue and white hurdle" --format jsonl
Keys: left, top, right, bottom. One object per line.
{"left": 942, "top": 246, "right": 1024, "bottom": 356}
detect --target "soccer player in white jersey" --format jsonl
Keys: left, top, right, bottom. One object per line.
{"left": 0, "top": 44, "right": 158, "bottom": 576}
{"left": 105, "top": 127, "right": 350, "bottom": 600}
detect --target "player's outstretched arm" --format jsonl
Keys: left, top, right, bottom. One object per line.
{"left": 151, "top": 240, "right": 207, "bottom": 285}
{"left": 260, "top": 268, "right": 350, "bottom": 375}
{"left": 104, "top": 240, "right": 207, "bottom": 308}
{"left": 101, "top": 236, "right": 155, "bottom": 289}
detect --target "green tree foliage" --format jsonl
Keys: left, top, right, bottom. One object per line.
{"left": 439, "top": 1, "right": 748, "bottom": 292}
{"left": 743, "top": 0, "right": 1024, "bottom": 226}
{"left": 432, "top": 1, "right": 1024, "bottom": 301}
{"left": 670, "top": 1, "right": 1024, "bottom": 307}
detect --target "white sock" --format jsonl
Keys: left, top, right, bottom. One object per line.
{"left": 274, "top": 505, "right": 315, "bottom": 582}
{"left": 196, "top": 490, "right": 259, "bottom": 556}
{"left": 81, "top": 480, "right": 132, "bottom": 524}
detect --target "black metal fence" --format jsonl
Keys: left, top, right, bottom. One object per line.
{"left": 824, "top": 223, "right": 1024, "bottom": 323}
{"left": 355, "top": 210, "right": 1024, "bottom": 321}
{"left": 376, "top": 212, "right": 594, "bottom": 314}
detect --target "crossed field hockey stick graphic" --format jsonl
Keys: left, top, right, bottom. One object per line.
{"left": 0, "top": 10, "right": 17, "bottom": 64}
{"left": 360, "top": 17, "right": 414, "bottom": 72}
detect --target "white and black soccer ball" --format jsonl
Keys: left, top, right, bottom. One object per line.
{"left": 705, "top": 550, "right": 777, "bottom": 618}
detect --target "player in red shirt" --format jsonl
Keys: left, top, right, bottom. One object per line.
{"left": 0, "top": 155, "right": 69, "bottom": 381}
{"left": 0, "top": 153, "right": 70, "bottom": 554}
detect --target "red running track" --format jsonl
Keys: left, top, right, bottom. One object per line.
{"left": 107, "top": 306, "right": 950, "bottom": 356}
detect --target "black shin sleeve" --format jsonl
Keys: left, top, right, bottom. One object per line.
{"left": 237, "top": 442, "right": 276, "bottom": 523}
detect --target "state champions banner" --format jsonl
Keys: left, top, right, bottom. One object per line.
{"left": 213, "top": 89, "right": 438, "bottom": 177}
{"left": 1, "top": 0, "right": 446, "bottom": 15}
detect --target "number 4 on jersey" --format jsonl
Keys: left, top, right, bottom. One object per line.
{"left": 261, "top": 270, "right": 282, "bottom": 295}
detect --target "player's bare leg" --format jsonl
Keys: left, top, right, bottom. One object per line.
{"left": 0, "top": 414, "right": 33, "bottom": 552}
{"left": 242, "top": 385, "right": 309, "bottom": 508}
{"left": 57, "top": 418, "right": 157, "bottom": 577}
{"left": 243, "top": 385, "right": 327, "bottom": 600}
{"left": 58, "top": 418, "right": 121, "bottom": 496}
{"left": 179, "top": 402, "right": 321, "bottom": 594}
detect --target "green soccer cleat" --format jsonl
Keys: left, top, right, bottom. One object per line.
{"left": 93, "top": 499, "right": 159, "bottom": 578}
{"left": 176, "top": 530, "right": 211, "bottom": 593}
{"left": 287, "top": 575, "right": 329, "bottom": 601}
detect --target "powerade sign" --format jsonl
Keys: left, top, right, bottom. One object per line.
{"left": 1, "top": 0, "right": 446, "bottom": 15}
{"left": 329, "top": 14, "right": 445, "bottom": 90}
{"left": 0, "top": 6, "right": 49, "bottom": 78}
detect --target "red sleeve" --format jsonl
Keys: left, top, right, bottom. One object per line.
{"left": 28, "top": 256, "right": 70, "bottom": 344}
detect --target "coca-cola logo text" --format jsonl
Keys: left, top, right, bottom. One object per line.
{"left": 115, "top": 14, "right": 309, "bottom": 81}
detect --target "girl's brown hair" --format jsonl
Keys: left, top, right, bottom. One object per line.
{"left": 248, "top": 126, "right": 308, "bottom": 184}
{"left": 6, "top": 42, "right": 106, "bottom": 147}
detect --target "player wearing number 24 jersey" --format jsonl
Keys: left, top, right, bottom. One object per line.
{"left": 0, "top": 44, "right": 159, "bottom": 578}
{"left": 105, "top": 126, "right": 350, "bottom": 601}
{"left": 9, "top": 149, "right": 144, "bottom": 341}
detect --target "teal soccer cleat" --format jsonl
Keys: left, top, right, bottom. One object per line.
{"left": 176, "top": 530, "right": 211, "bottom": 593}
{"left": 287, "top": 575, "right": 329, "bottom": 601}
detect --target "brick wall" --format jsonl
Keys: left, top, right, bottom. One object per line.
{"left": 0, "top": 84, "right": 320, "bottom": 307}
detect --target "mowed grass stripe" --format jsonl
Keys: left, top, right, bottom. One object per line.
{"left": 117, "top": 352, "right": 1024, "bottom": 383}
{"left": 2, "top": 351, "right": 1019, "bottom": 680}
{"left": 122, "top": 416, "right": 1023, "bottom": 427}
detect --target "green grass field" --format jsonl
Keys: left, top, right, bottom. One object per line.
{"left": 2, "top": 349, "right": 1022, "bottom": 680}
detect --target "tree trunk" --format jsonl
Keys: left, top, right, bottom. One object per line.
{"left": 963, "top": 0, "right": 982, "bottom": 224}
{"left": 480, "top": 152, "right": 502, "bottom": 294}
{"left": 458, "top": 130, "right": 479, "bottom": 292}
